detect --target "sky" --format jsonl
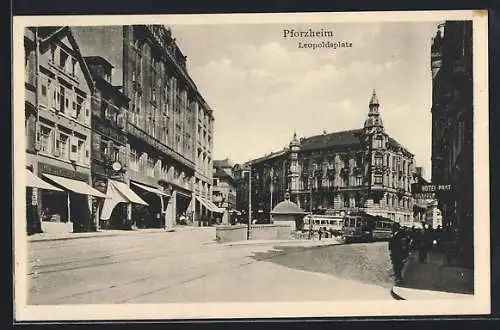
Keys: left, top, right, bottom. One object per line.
{"left": 73, "top": 22, "right": 439, "bottom": 180}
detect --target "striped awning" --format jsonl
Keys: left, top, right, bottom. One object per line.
{"left": 26, "top": 170, "right": 63, "bottom": 191}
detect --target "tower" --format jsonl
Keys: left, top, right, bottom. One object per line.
{"left": 362, "top": 90, "right": 387, "bottom": 208}
{"left": 288, "top": 131, "right": 301, "bottom": 202}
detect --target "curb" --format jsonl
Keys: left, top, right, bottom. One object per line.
{"left": 390, "top": 287, "right": 406, "bottom": 300}
{"left": 28, "top": 228, "right": 177, "bottom": 243}
{"left": 222, "top": 240, "right": 341, "bottom": 248}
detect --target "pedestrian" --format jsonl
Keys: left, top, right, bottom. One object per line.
{"left": 419, "top": 225, "right": 431, "bottom": 263}
{"left": 318, "top": 227, "right": 323, "bottom": 240}
{"left": 388, "top": 223, "right": 408, "bottom": 284}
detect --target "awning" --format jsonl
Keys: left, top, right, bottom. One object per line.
{"left": 205, "top": 199, "right": 225, "bottom": 213}
{"left": 110, "top": 181, "right": 148, "bottom": 205}
{"left": 42, "top": 173, "right": 107, "bottom": 198}
{"left": 101, "top": 180, "right": 148, "bottom": 220}
{"left": 131, "top": 181, "right": 170, "bottom": 197}
{"left": 26, "top": 170, "right": 63, "bottom": 191}
{"left": 196, "top": 196, "right": 224, "bottom": 213}
{"left": 195, "top": 195, "right": 213, "bottom": 212}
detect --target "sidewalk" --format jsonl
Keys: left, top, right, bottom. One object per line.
{"left": 27, "top": 225, "right": 211, "bottom": 243}
{"left": 391, "top": 248, "right": 474, "bottom": 300}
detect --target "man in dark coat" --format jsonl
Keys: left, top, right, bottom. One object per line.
{"left": 388, "top": 223, "right": 408, "bottom": 284}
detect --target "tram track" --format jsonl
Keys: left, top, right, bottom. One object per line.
{"left": 31, "top": 244, "right": 313, "bottom": 305}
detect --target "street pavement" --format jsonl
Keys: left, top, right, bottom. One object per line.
{"left": 27, "top": 228, "right": 395, "bottom": 304}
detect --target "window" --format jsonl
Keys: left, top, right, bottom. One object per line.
{"left": 100, "top": 141, "right": 108, "bottom": 156}
{"left": 374, "top": 136, "right": 383, "bottom": 148}
{"left": 374, "top": 175, "right": 383, "bottom": 184}
{"left": 147, "top": 157, "right": 155, "bottom": 177}
{"left": 59, "top": 50, "right": 69, "bottom": 69}
{"left": 40, "top": 125, "right": 52, "bottom": 154}
{"left": 355, "top": 176, "right": 363, "bottom": 186}
{"left": 71, "top": 58, "right": 77, "bottom": 75}
{"left": 344, "top": 194, "right": 350, "bottom": 207}
{"left": 59, "top": 133, "right": 69, "bottom": 160}
{"left": 129, "top": 149, "right": 139, "bottom": 171}
{"left": 374, "top": 154, "right": 383, "bottom": 166}
{"left": 78, "top": 140, "right": 85, "bottom": 163}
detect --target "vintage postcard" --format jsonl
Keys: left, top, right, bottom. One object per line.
{"left": 12, "top": 10, "right": 489, "bottom": 321}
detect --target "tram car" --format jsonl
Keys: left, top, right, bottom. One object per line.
{"left": 342, "top": 211, "right": 395, "bottom": 243}
{"left": 342, "top": 213, "right": 373, "bottom": 243}
{"left": 303, "top": 214, "right": 344, "bottom": 237}
{"left": 370, "top": 215, "right": 394, "bottom": 241}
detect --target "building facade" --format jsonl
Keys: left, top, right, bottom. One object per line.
{"left": 24, "top": 27, "right": 100, "bottom": 233}
{"left": 430, "top": 21, "right": 473, "bottom": 266}
{"left": 71, "top": 25, "right": 215, "bottom": 228}
{"left": 85, "top": 56, "right": 133, "bottom": 229}
{"left": 240, "top": 91, "right": 416, "bottom": 226}
{"left": 212, "top": 159, "right": 237, "bottom": 224}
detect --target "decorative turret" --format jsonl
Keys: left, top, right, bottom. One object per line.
{"left": 289, "top": 131, "right": 300, "bottom": 151}
{"left": 364, "top": 89, "right": 384, "bottom": 132}
{"left": 288, "top": 131, "right": 300, "bottom": 194}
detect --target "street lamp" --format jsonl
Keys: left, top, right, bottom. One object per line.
{"left": 246, "top": 166, "right": 252, "bottom": 240}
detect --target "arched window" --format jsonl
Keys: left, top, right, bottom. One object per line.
{"left": 374, "top": 135, "right": 384, "bottom": 149}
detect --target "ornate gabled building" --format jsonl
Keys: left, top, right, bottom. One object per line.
{"left": 24, "top": 26, "right": 105, "bottom": 234}
{"left": 242, "top": 91, "right": 416, "bottom": 226}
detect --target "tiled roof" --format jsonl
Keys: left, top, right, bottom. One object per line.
{"left": 249, "top": 149, "right": 289, "bottom": 165}
{"left": 300, "top": 129, "right": 363, "bottom": 151}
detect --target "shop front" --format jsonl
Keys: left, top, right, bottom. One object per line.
{"left": 38, "top": 162, "right": 106, "bottom": 233}
{"left": 99, "top": 179, "right": 148, "bottom": 230}
{"left": 130, "top": 181, "right": 170, "bottom": 229}
{"left": 25, "top": 168, "right": 63, "bottom": 235}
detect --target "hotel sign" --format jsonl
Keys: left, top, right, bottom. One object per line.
{"left": 412, "top": 183, "right": 452, "bottom": 195}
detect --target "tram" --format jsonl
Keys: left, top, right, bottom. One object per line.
{"left": 371, "top": 216, "right": 394, "bottom": 240}
{"left": 342, "top": 211, "right": 394, "bottom": 243}
{"left": 342, "top": 213, "right": 373, "bottom": 243}
{"left": 303, "top": 214, "right": 344, "bottom": 237}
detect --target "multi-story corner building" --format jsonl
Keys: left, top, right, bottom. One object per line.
{"left": 212, "top": 159, "right": 237, "bottom": 224}
{"left": 240, "top": 91, "right": 416, "bottom": 225}
{"left": 72, "top": 25, "right": 215, "bottom": 228}
{"left": 24, "top": 26, "right": 106, "bottom": 233}
{"left": 430, "top": 21, "right": 473, "bottom": 266}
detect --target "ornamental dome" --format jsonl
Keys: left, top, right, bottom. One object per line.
{"left": 271, "top": 192, "right": 306, "bottom": 215}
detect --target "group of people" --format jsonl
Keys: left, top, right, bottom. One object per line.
{"left": 388, "top": 223, "right": 446, "bottom": 284}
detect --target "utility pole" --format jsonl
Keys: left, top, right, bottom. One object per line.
{"left": 247, "top": 166, "right": 252, "bottom": 240}
{"left": 269, "top": 166, "right": 274, "bottom": 218}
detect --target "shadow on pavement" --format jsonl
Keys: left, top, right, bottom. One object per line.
{"left": 250, "top": 242, "right": 395, "bottom": 289}
{"left": 399, "top": 251, "right": 474, "bottom": 295}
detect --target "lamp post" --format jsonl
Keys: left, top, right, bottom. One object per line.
{"left": 247, "top": 166, "right": 252, "bottom": 240}
{"left": 308, "top": 172, "right": 313, "bottom": 239}
{"left": 269, "top": 166, "right": 274, "bottom": 218}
